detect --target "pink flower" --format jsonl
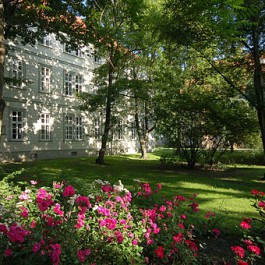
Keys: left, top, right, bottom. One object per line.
{"left": 99, "top": 218, "right": 117, "bottom": 230}
{"left": 75, "top": 213, "right": 85, "bottom": 229}
{"left": 132, "top": 239, "right": 138, "bottom": 245}
{"left": 258, "top": 201, "right": 265, "bottom": 209}
{"left": 159, "top": 205, "right": 166, "bottom": 212}
{"left": 101, "top": 185, "right": 113, "bottom": 192}
{"left": 76, "top": 196, "right": 91, "bottom": 208}
{"left": 244, "top": 239, "right": 253, "bottom": 245}
{"left": 32, "top": 243, "right": 41, "bottom": 253}
{"left": 0, "top": 224, "right": 7, "bottom": 234}
{"left": 62, "top": 185, "right": 75, "bottom": 197}
{"left": 19, "top": 191, "right": 30, "bottom": 201}
{"left": 30, "top": 220, "right": 36, "bottom": 228}
{"left": 247, "top": 245, "right": 260, "bottom": 255}
{"left": 49, "top": 244, "right": 61, "bottom": 265}
{"left": 231, "top": 246, "right": 245, "bottom": 259}
{"left": 178, "top": 223, "right": 184, "bottom": 229}
{"left": 77, "top": 250, "right": 86, "bottom": 263}
{"left": 4, "top": 248, "right": 12, "bottom": 257}
{"left": 212, "top": 228, "right": 220, "bottom": 238}
{"left": 180, "top": 214, "right": 186, "bottom": 219}
{"left": 185, "top": 240, "right": 198, "bottom": 252}
{"left": 189, "top": 202, "right": 199, "bottom": 212}
{"left": 53, "top": 182, "right": 63, "bottom": 189}
{"left": 53, "top": 204, "right": 64, "bottom": 217}
{"left": 175, "top": 195, "right": 186, "bottom": 201}
{"left": 240, "top": 221, "right": 251, "bottom": 229}
{"left": 115, "top": 230, "right": 124, "bottom": 243}
{"left": 20, "top": 206, "right": 28, "bottom": 218}
{"left": 157, "top": 183, "right": 162, "bottom": 190}
{"left": 173, "top": 233, "right": 183, "bottom": 243}
{"left": 30, "top": 180, "right": 37, "bottom": 185}
{"left": 7, "top": 223, "right": 28, "bottom": 243}
{"left": 154, "top": 246, "right": 164, "bottom": 259}
{"left": 77, "top": 249, "right": 91, "bottom": 263}
{"left": 36, "top": 189, "right": 53, "bottom": 211}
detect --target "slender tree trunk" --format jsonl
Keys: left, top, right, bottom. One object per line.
{"left": 252, "top": 24, "right": 265, "bottom": 162}
{"left": 96, "top": 48, "right": 113, "bottom": 164}
{"left": 0, "top": 2, "right": 6, "bottom": 142}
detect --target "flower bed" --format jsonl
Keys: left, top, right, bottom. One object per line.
{"left": 0, "top": 174, "right": 264, "bottom": 264}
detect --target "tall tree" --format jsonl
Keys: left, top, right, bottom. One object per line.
{"left": 161, "top": 0, "right": 265, "bottom": 159}
{"left": 79, "top": 0, "right": 146, "bottom": 164}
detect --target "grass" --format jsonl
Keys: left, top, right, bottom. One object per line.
{"left": 1, "top": 151, "right": 265, "bottom": 239}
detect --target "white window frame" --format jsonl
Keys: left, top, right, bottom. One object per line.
{"left": 65, "top": 114, "right": 84, "bottom": 141}
{"left": 76, "top": 116, "right": 83, "bottom": 140}
{"left": 65, "top": 115, "right": 74, "bottom": 140}
{"left": 40, "top": 113, "right": 51, "bottom": 141}
{"left": 130, "top": 122, "right": 137, "bottom": 140}
{"left": 43, "top": 34, "right": 52, "bottom": 47}
{"left": 11, "top": 110, "right": 24, "bottom": 141}
{"left": 40, "top": 66, "right": 51, "bottom": 93}
{"left": 65, "top": 72, "right": 83, "bottom": 96}
{"left": 65, "top": 44, "right": 83, "bottom": 57}
{"left": 94, "top": 117, "right": 102, "bottom": 140}
{"left": 65, "top": 72, "right": 73, "bottom": 96}
{"left": 10, "top": 58, "right": 23, "bottom": 87}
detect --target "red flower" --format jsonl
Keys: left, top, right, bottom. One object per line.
{"left": 185, "top": 240, "right": 198, "bottom": 252}
{"left": 247, "top": 245, "right": 260, "bottom": 255}
{"left": 240, "top": 221, "right": 251, "bottom": 229}
{"left": 231, "top": 246, "right": 245, "bottom": 259}
{"left": 101, "top": 185, "right": 114, "bottom": 193}
{"left": 251, "top": 189, "right": 259, "bottom": 196}
{"left": 154, "top": 246, "right": 165, "bottom": 259}
{"left": 62, "top": 185, "right": 75, "bottom": 197}
{"left": 173, "top": 233, "right": 183, "bottom": 243}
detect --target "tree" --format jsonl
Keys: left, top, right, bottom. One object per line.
{"left": 0, "top": 0, "right": 91, "bottom": 141}
{"left": 79, "top": 0, "right": 146, "bottom": 164}
{"left": 161, "top": 0, "right": 265, "bottom": 160}
{"left": 155, "top": 45, "right": 258, "bottom": 168}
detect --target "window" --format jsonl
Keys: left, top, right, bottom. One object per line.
{"left": 65, "top": 44, "right": 83, "bottom": 57}
{"left": 43, "top": 34, "right": 52, "bottom": 47}
{"left": 76, "top": 116, "right": 83, "bottom": 140}
{"left": 113, "top": 120, "right": 124, "bottom": 140}
{"left": 65, "top": 72, "right": 83, "bottom": 96}
{"left": 65, "top": 115, "right": 74, "bottom": 140}
{"left": 11, "top": 111, "right": 24, "bottom": 140}
{"left": 130, "top": 122, "right": 137, "bottom": 140}
{"left": 40, "top": 66, "right": 51, "bottom": 92}
{"left": 65, "top": 115, "right": 83, "bottom": 140}
{"left": 75, "top": 75, "right": 83, "bottom": 94}
{"left": 94, "top": 118, "right": 102, "bottom": 140}
{"left": 11, "top": 58, "right": 23, "bottom": 87}
{"left": 65, "top": 73, "right": 73, "bottom": 96}
{"left": 40, "top": 114, "right": 51, "bottom": 141}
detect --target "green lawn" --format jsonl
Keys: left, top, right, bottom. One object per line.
{"left": 1, "top": 152, "right": 265, "bottom": 237}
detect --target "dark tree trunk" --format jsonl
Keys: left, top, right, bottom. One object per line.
{"left": 0, "top": 2, "right": 5, "bottom": 141}
{"left": 251, "top": 23, "right": 265, "bottom": 162}
{"left": 96, "top": 48, "right": 114, "bottom": 164}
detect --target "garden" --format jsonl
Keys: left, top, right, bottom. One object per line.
{"left": 0, "top": 150, "right": 265, "bottom": 264}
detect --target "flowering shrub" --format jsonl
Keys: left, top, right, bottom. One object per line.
{"left": 230, "top": 189, "right": 265, "bottom": 265}
{"left": 0, "top": 176, "right": 220, "bottom": 265}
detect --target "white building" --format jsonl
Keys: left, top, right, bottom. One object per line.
{"left": 0, "top": 34, "right": 141, "bottom": 161}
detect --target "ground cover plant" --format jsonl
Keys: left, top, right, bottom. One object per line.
{"left": 0, "top": 151, "right": 265, "bottom": 264}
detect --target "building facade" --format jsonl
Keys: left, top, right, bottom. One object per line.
{"left": 0, "top": 35, "right": 141, "bottom": 161}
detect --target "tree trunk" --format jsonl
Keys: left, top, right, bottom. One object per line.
{"left": 96, "top": 48, "right": 114, "bottom": 164}
{"left": 251, "top": 23, "right": 265, "bottom": 162}
{"left": 0, "top": 2, "right": 6, "bottom": 142}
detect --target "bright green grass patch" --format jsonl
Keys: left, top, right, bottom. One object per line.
{"left": 1, "top": 153, "right": 265, "bottom": 236}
